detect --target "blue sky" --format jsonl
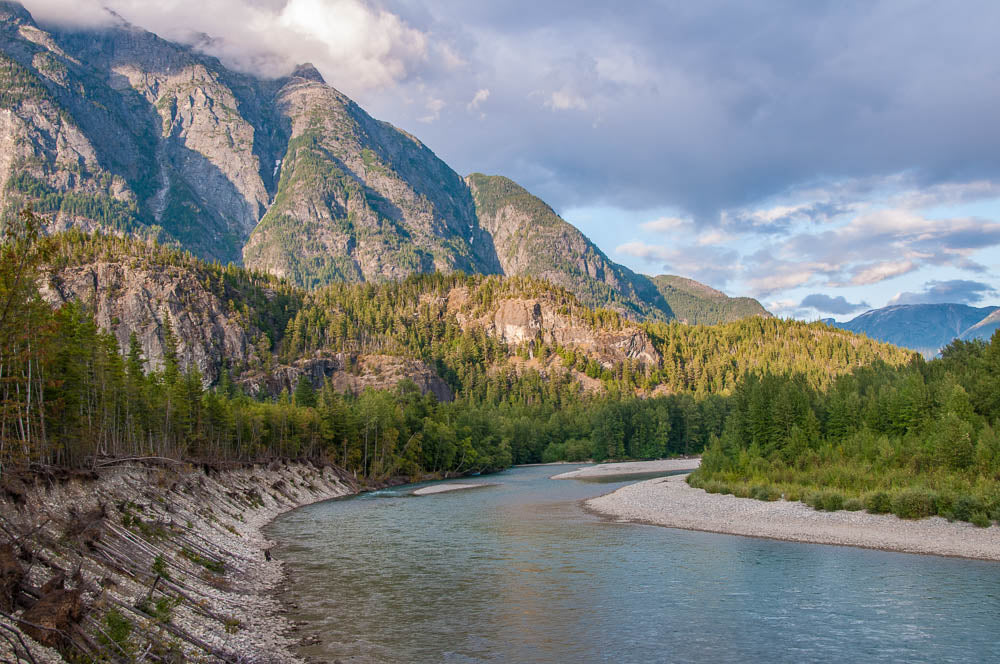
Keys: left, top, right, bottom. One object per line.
{"left": 25, "top": 0, "right": 1000, "bottom": 320}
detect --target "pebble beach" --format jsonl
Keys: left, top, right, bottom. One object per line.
{"left": 586, "top": 472, "right": 1000, "bottom": 561}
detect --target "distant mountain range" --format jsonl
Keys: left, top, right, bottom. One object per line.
{"left": 0, "top": 1, "right": 767, "bottom": 326}
{"left": 825, "top": 303, "right": 1000, "bottom": 355}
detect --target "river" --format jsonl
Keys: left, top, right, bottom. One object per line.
{"left": 267, "top": 464, "right": 1000, "bottom": 663}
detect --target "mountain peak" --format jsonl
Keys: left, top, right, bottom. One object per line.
{"left": 290, "top": 62, "right": 325, "bottom": 84}
{"left": 0, "top": 1, "right": 31, "bottom": 25}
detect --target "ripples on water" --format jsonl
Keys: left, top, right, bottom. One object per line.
{"left": 267, "top": 465, "right": 1000, "bottom": 663}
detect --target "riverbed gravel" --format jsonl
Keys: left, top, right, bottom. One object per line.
{"left": 550, "top": 458, "right": 701, "bottom": 480}
{"left": 587, "top": 473, "right": 1000, "bottom": 561}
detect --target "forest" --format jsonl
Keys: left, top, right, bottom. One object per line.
{"left": 690, "top": 333, "right": 1000, "bottom": 525}
{"left": 1, "top": 209, "right": 922, "bottom": 483}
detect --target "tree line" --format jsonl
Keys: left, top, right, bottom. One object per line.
{"left": 691, "top": 333, "right": 1000, "bottom": 525}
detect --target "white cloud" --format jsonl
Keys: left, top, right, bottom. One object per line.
{"left": 545, "top": 87, "right": 588, "bottom": 111}
{"left": 418, "top": 97, "right": 446, "bottom": 123}
{"left": 849, "top": 260, "right": 916, "bottom": 285}
{"left": 640, "top": 216, "right": 690, "bottom": 233}
{"left": 467, "top": 88, "right": 490, "bottom": 112}
{"left": 23, "top": 0, "right": 433, "bottom": 94}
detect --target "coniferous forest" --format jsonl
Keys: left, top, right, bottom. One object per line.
{"left": 690, "top": 333, "right": 1000, "bottom": 525}
{"left": 3, "top": 209, "right": 956, "bottom": 491}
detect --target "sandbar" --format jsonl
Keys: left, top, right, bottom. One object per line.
{"left": 412, "top": 482, "right": 492, "bottom": 496}
{"left": 550, "top": 458, "right": 701, "bottom": 480}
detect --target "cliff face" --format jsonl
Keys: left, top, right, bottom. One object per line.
{"left": 0, "top": 460, "right": 356, "bottom": 662}
{"left": 484, "top": 298, "right": 661, "bottom": 368}
{"left": 40, "top": 260, "right": 257, "bottom": 383}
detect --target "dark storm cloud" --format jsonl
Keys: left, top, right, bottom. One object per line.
{"left": 889, "top": 280, "right": 998, "bottom": 306}
{"left": 800, "top": 294, "right": 870, "bottom": 315}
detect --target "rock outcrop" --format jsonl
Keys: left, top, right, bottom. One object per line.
{"left": 240, "top": 354, "right": 454, "bottom": 402}
{"left": 41, "top": 260, "right": 257, "bottom": 383}
{"left": 484, "top": 297, "right": 661, "bottom": 368}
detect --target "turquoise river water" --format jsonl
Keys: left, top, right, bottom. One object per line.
{"left": 267, "top": 464, "right": 1000, "bottom": 663}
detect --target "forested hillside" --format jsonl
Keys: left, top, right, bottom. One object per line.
{"left": 691, "top": 331, "right": 1000, "bottom": 526}
{"left": 651, "top": 275, "right": 771, "bottom": 325}
{"left": 0, "top": 214, "right": 918, "bottom": 477}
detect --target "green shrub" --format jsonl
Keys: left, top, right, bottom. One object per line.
{"left": 950, "top": 495, "right": 985, "bottom": 523}
{"left": 97, "top": 608, "right": 134, "bottom": 655}
{"left": 865, "top": 492, "right": 892, "bottom": 514}
{"left": 891, "top": 489, "right": 937, "bottom": 519}
{"left": 750, "top": 485, "right": 780, "bottom": 501}
{"left": 843, "top": 498, "right": 865, "bottom": 511}
{"left": 820, "top": 491, "right": 844, "bottom": 512}
{"left": 970, "top": 512, "right": 992, "bottom": 528}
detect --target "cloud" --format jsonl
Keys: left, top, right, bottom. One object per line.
{"left": 800, "top": 294, "right": 871, "bottom": 315}
{"left": 545, "top": 87, "right": 588, "bottom": 111}
{"left": 615, "top": 240, "right": 740, "bottom": 288}
{"left": 640, "top": 216, "right": 690, "bottom": 233}
{"left": 849, "top": 260, "right": 916, "bottom": 285}
{"left": 467, "top": 88, "right": 490, "bottom": 111}
{"left": 774, "top": 209, "right": 1000, "bottom": 288}
{"left": 888, "top": 280, "right": 998, "bottom": 306}
{"left": 418, "top": 96, "right": 446, "bottom": 123}
{"left": 23, "top": 0, "right": 434, "bottom": 95}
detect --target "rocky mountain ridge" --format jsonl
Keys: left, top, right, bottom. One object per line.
{"left": 0, "top": 2, "right": 767, "bottom": 324}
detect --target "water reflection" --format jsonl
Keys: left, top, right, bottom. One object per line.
{"left": 268, "top": 464, "right": 1000, "bottom": 663}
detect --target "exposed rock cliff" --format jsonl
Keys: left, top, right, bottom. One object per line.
{"left": 41, "top": 260, "right": 258, "bottom": 383}
{"left": 0, "top": 460, "right": 356, "bottom": 662}
{"left": 482, "top": 297, "right": 661, "bottom": 368}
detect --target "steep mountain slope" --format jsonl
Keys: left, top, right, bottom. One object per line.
{"left": 242, "top": 67, "right": 500, "bottom": 287}
{"left": 0, "top": 3, "right": 816, "bottom": 326}
{"left": 0, "top": 2, "right": 288, "bottom": 263}
{"left": 466, "top": 173, "right": 673, "bottom": 319}
{"left": 960, "top": 308, "right": 1000, "bottom": 343}
{"left": 833, "top": 303, "right": 999, "bottom": 355}
{"left": 651, "top": 274, "right": 770, "bottom": 324}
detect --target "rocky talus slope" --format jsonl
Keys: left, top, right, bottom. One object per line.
{"left": 0, "top": 460, "right": 357, "bottom": 662}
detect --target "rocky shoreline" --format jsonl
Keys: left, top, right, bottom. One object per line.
{"left": 587, "top": 473, "right": 1000, "bottom": 562}
{"left": 0, "top": 461, "right": 359, "bottom": 662}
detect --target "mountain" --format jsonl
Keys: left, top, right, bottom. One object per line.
{"left": 0, "top": 2, "right": 765, "bottom": 323}
{"left": 832, "top": 303, "right": 1000, "bottom": 355}
{"left": 960, "top": 308, "right": 1000, "bottom": 343}
{"left": 650, "top": 275, "right": 770, "bottom": 325}
{"left": 466, "top": 173, "right": 673, "bottom": 319}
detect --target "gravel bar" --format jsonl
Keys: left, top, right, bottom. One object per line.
{"left": 587, "top": 473, "right": 1000, "bottom": 561}
{"left": 550, "top": 458, "right": 701, "bottom": 480}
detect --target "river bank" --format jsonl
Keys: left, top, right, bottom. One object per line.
{"left": 0, "top": 460, "right": 358, "bottom": 662}
{"left": 586, "top": 473, "right": 1000, "bottom": 561}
